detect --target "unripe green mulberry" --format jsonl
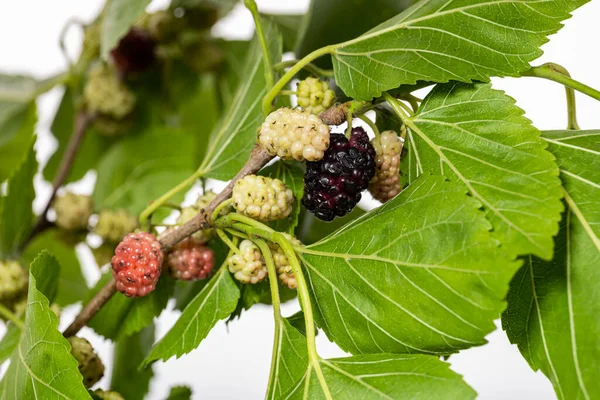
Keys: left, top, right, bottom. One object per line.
{"left": 258, "top": 108, "right": 330, "bottom": 162}
{"left": 82, "top": 23, "right": 101, "bottom": 58}
{"left": 369, "top": 131, "right": 403, "bottom": 202}
{"left": 68, "top": 336, "right": 105, "bottom": 388}
{"left": 176, "top": 191, "right": 220, "bottom": 243}
{"left": 84, "top": 64, "right": 136, "bottom": 120}
{"left": 93, "top": 390, "right": 125, "bottom": 400}
{"left": 297, "top": 77, "right": 335, "bottom": 115}
{"left": 52, "top": 193, "right": 93, "bottom": 231}
{"left": 232, "top": 175, "right": 294, "bottom": 222}
{"left": 95, "top": 209, "right": 139, "bottom": 243}
{"left": 227, "top": 240, "right": 267, "bottom": 284}
{"left": 268, "top": 234, "right": 301, "bottom": 290}
{"left": 0, "top": 260, "right": 28, "bottom": 304}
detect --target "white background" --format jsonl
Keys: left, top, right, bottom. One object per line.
{"left": 0, "top": 1, "right": 599, "bottom": 399}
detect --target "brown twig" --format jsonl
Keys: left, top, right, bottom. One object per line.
{"left": 158, "top": 145, "right": 274, "bottom": 250}
{"left": 22, "top": 112, "right": 95, "bottom": 250}
{"left": 62, "top": 144, "right": 273, "bottom": 337}
{"left": 319, "top": 100, "right": 369, "bottom": 125}
{"left": 63, "top": 278, "right": 117, "bottom": 337}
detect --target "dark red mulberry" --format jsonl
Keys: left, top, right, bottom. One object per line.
{"left": 302, "top": 127, "right": 376, "bottom": 221}
{"left": 111, "top": 27, "right": 157, "bottom": 76}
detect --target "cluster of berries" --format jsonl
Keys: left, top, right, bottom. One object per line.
{"left": 226, "top": 233, "right": 299, "bottom": 289}
{"left": 256, "top": 78, "right": 404, "bottom": 222}
{"left": 110, "top": 191, "right": 218, "bottom": 297}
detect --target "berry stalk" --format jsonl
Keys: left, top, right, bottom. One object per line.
{"left": 0, "top": 303, "right": 24, "bottom": 329}
{"left": 262, "top": 44, "right": 338, "bottom": 115}
{"left": 522, "top": 63, "right": 600, "bottom": 103}
{"left": 244, "top": 0, "right": 274, "bottom": 89}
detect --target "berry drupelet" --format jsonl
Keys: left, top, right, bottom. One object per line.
{"left": 302, "top": 127, "right": 376, "bottom": 221}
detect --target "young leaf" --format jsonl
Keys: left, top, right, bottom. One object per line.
{"left": 111, "top": 326, "right": 155, "bottom": 400}
{"left": 165, "top": 386, "right": 192, "bottom": 400}
{"left": 267, "top": 319, "right": 475, "bottom": 399}
{"left": 503, "top": 130, "right": 600, "bottom": 399}
{"left": 301, "top": 175, "right": 519, "bottom": 355}
{"left": 201, "top": 20, "right": 282, "bottom": 180}
{"left": 296, "top": 0, "right": 416, "bottom": 69}
{"left": 0, "top": 252, "right": 91, "bottom": 399}
{"left": 86, "top": 272, "right": 174, "bottom": 340}
{"left": 405, "top": 82, "right": 563, "bottom": 260}
{"left": 21, "top": 229, "right": 88, "bottom": 306}
{"left": 0, "top": 139, "right": 37, "bottom": 258}
{"left": 332, "top": 0, "right": 589, "bottom": 100}
{"left": 143, "top": 264, "right": 240, "bottom": 365}
{"left": 101, "top": 0, "right": 152, "bottom": 59}
{"left": 260, "top": 161, "right": 304, "bottom": 235}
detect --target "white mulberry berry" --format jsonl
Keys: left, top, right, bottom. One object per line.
{"left": 268, "top": 234, "right": 301, "bottom": 290}
{"left": 95, "top": 209, "right": 139, "bottom": 243}
{"left": 232, "top": 175, "right": 294, "bottom": 221}
{"left": 53, "top": 192, "right": 93, "bottom": 231}
{"left": 84, "top": 64, "right": 136, "bottom": 120}
{"left": 258, "top": 108, "right": 330, "bottom": 162}
{"left": 176, "top": 191, "right": 222, "bottom": 242}
{"left": 227, "top": 240, "right": 267, "bottom": 284}
{"left": 297, "top": 77, "right": 335, "bottom": 115}
{"left": 68, "top": 336, "right": 105, "bottom": 388}
{"left": 0, "top": 261, "right": 28, "bottom": 305}
{"left": 369, "top": 131, "right": 403, "bottom": 202}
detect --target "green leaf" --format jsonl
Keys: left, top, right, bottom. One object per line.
{"left": 266, "top": 318, "right": 475, "bottom": 399}
{"left": 111, "top": 326, "right": 155, "bottom": 400}
{"left": 201, "top": 20, "right": 282, "bottom": 180}
{"left": 0, "top": 252, "right": 91, "bottom": 399}
{"left": 405, "top": 82, "right": 563, "bottom": 259}
{"left": 0, "top": 325, "right": 19, "bottom": 364}
{"left": 177, "top": 74, "right": 221, "bottom": 165}
{"left": 266, "top": 318, "right": 309, "bottom": 400}
{"left": 0, "top": 139, "right": 37, "bottom": 258}
{"left": 297, "top": 207, "right": 366, "bottom": 245}
{"left": 217, "top": 40, "right": 251, "bottom": 109}
{"left": 21, "top": 229, "right": 88, "bottom": 306}
{"left": 301, "top": 174, "right": 519, "bottom": 355}
{"left": 296, "top": 0, "right": 416, "bottom": 69}
{"left": 0, "top": 75, "right": 37, "bottom": 182}
{"left": 143, "top": 265, "right": 240, "bottom": 366}
{"left": 263, "top": 14, "right": 302, "bottom": 52}
{"left": 331, "top": 0, "right": 588, "bottom": 100}
{"left": 44, "top": 89, "right": 116, "bottom": 184}
{"left": 93, "top": 126, "right": 197, "bottom": 215}
{"left": 86, "top": 273, "right": 174, "bottom": 340}
{"left": 165, "top": 386, "right": 192, "bottom": 400}
{"left": 503, "top": 130, "right": 600, "bottom": 400}
{"left": 260, "top": 161, "right": 304, "bottom": 235}
{"left": 101, "top": 0, "right": 152, "bottom": 59}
